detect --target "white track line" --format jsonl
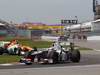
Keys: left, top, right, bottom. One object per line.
{"left": 94, "top": 49, "right": 100, "bottom": 51}
{"left": 0, "top": 63, "right": 25, "bottom": 66}
{"left": 0, "top": 64, "right": 13, "bottom": 66}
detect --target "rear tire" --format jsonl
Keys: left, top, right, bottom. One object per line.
{"left": 70, "top": 50, "right": 80, "bottom": 63}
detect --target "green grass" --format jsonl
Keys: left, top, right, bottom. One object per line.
{"left": 18, "top": 40, "right": 53, "bottom": 48}
{"left": 0, "top": 55, "right": 21, "bottom": 64}
{"left": 1, "top": 38, "right": 53, "bottom": 48}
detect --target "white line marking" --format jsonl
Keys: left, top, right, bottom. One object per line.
{"left": 94, "top": 49, "right": 100, "bottom": 51}
{"left": 0, "top": 63, "right": 25, "bottom": 66}
{"left": 0, "top": 64, "right": 13, "bottom": 66}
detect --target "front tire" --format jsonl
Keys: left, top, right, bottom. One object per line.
{"left": 51, "top": 52, "right": 59, "bottom": 64}
{"left": 25, "top": 62, "right": 32, "bottom": 65}
{"left": 0, "top": 47, "right": 4, "bottom": 55}
{"left": 0, "top": 52, "right": 3, "bottom": 55}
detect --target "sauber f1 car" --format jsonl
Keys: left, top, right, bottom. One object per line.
{"left": 20, "top": 42, "right": 81, "bottom": 65}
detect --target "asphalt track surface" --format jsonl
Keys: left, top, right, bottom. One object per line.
{"left": 73, "top": 40, "right": 100, "bottom": 50}
{"left": 0, "top": 50, "right": 100, "bottom": 69}
{"left": 1, "top": 64, "right": 100, "bottom": 75}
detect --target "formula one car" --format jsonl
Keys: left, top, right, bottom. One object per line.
{"left": 0, "top": 40, "right": 33, "bottom": 55}
{"left": 20, "top": 42, "right": 81, "bottom": 65}
{"left": 0, "top": 40, "right": 22, "bottom": 55}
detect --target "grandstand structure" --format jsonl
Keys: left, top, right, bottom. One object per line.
{"left": 16, "top": 22, "right": 64, "bottom": 39}
{"left": 0, "top": 19, "right": 17, "bottom": 37}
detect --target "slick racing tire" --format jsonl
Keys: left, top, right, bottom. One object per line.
{"left": 70, "top": 50, "right": 80, "bottom": 63}
{"left": 0, "top": 47, "right": 4, "bottom": 55}
{"left": 0, "top": 52, "right": 3, "bottom": 55}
